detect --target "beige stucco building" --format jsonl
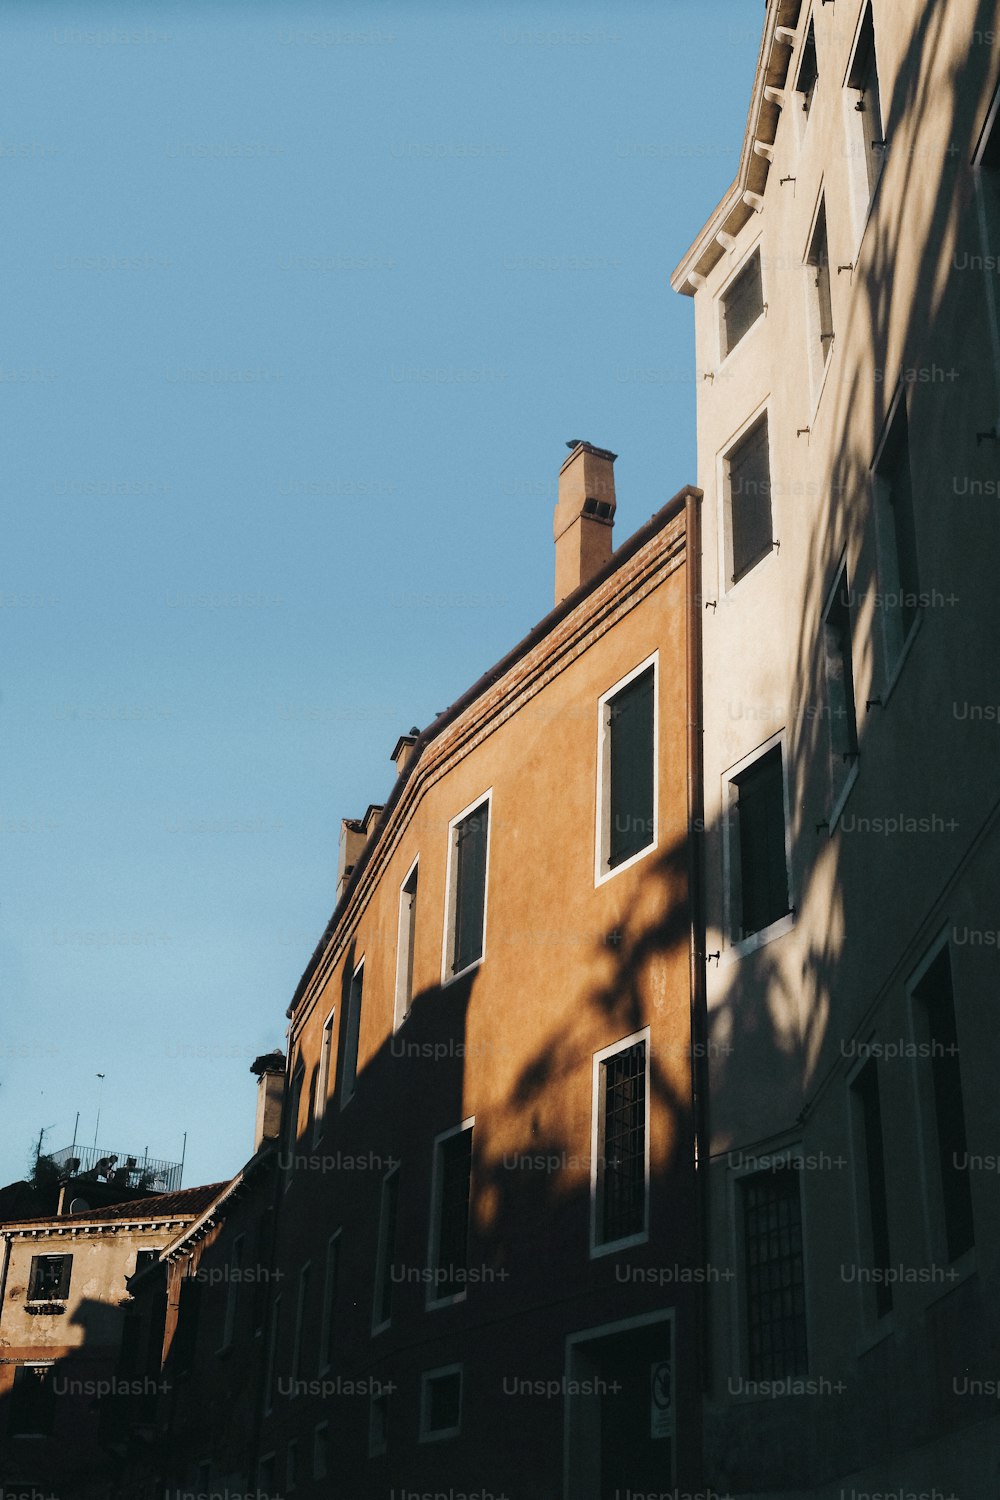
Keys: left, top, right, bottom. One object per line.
{"left": 672, "top": 0, "right": 1000, "bottom": 1493}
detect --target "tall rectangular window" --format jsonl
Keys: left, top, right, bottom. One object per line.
{"left": 9, "top": 1364, "right": 56, "bottom": 1437}
{"left": 220, "top": 1235, "right": 244, "bottom": 1350}
{"left": 731, "top": 745, "right": 790, "bottom": 940}
{"left": 429, "top": 1122, "right": 473, "bottom": 1305}
{"left": 725, "top": 415, "right": 773, "bottom": 585}
{"left": 742, "top": 1167, "right": 807, "bottom": 1379}
{"left": 850, "top": 1060, "right": 893, "bottom": 1318}
{"left": 597, "top": 656, "right": 657, "bottom": 881}
{"left": 873, "top": 396, "right": 920, "bottom": 670}
{"left": 913, "top": 945, "right": 974, "bottom": 1262}
{"left": 444, "top": 798, "right": 490, "bottom": 981}
{"left": 369, "top": 1387, "right": 389, "bottom": 1456}
{"left": 263, "top": 1294, "right": 281, "bottom": 1415}
{"left": 806, "top": 199, "right": 834, "bottom": 392}
{"left": 794, "top": 16, "right": 818, "bottom": 117}
{"left": 340, "top": 961, "right": 364, "bottom": 1106}
{"left": 394, "top": 858, "right": 419, "bottom": 1028}
{"left": 312, "top": 1422, "right": 329, "bottom": 1480}
{"left": 313, "top": 1008, "right": 335, "bottom": 1145}
{"left": 822, "top": 567, "right": 858, "bottom": 807}
{"left": 847, "top": 6, "right": 884, "bottom": 203}
{"left": 593, "top": 1033, "right": 649, "bottom": 1252}
{"left": 319, "top": 1231, "right": 340, "bottom": 1373}
{"left": 27, "top": 1254, "right": 72, "bottom": 1302}
{"left": 720, "top": 249, "right": 764, "bottom": 357}
{"left": 291, "top": 1263, "right": 311, "bottom": 1380}
{"left": 373, "top": 1168, "right": 400, "bottom": 1332}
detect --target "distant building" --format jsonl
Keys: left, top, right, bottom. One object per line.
{"left": 672, "top": 0, "right": 1000, "bottom": 1492}
{"left": 0, "top": 1180, "right": 222, "bottom": 1498}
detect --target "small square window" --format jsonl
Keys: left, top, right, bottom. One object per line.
{"left": 443, "top": 797, "right": 490, "bottom": 982}
{"left": 729, "top": 744, "right": 791, "bottom": 942}
{"left": 428, "top": 1122, "right": 473, "bottom": 1306}
{"left": 724, "top": 415, "right": 773, "bottom": 585}
{"left": 720, "top": 250, "right": 764, "bottom": 358}
{"left": 420, "top": 1365, "right": 463, "bottom": 1441}
{"left": 28, "top": 1254, "right": 72, "bottom": 1301}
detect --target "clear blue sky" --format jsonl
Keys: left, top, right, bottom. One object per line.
{"left": 1, "top": 0, "right": 758, "bottom": 1191}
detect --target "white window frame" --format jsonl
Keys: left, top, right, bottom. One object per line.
{"left": 842, "top": 1, "right": 886, "bottom": 254}
{"left": 419, "top": 1362, "right": 463, "bottom": 1442}
{"left": 440, "top": 791, "right": 493, "bottom": 987}
{"left": 318, "top": 1228, "right": 342, "bottom": 1375}
{"left": 721, "top": 730, "right": 795, "bottom": 961}
{"left": 590, "top": 1027, "right": 651, "bottom": 1258}
{"left": 340, "top": 957, "right": 365, "bottom": 1108}
{"left": 716, "top": 397, "right": 775, "bottom": 598}
{"left": 372, "top": 1164, "right": 400, "bottom": 1335}
{"left": 716, "top": 240, "right": 765, "bottom": 369}
{"left": 594, "top": 652, "right": 660, "bottom": 888}
{"left": 312, "top": 1421, "right": 329, "bottom": 1481}
{"left": 426, "top": 1116, "right": 475, "bottom": 1309}
{"left": 313, "top": 1006, "right": 336, "bottom": 1146}
{"left": 394, "top": 854, "right": 420, "bottom": 1030}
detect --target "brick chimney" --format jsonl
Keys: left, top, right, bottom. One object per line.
{"left": 250, "top": 1051, "right": 286, "bottom": 1152}
{"left": 553, "top": 441, "right": 617, "bottom": 604}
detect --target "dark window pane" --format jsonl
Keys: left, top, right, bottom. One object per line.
{"left": 342, "top": 968, "right": 364, "bottom": 1100}
{"left": 735, "top": 747, "right": 789, "bottom": 937}
{"left": 609, "top": 667, "right": 655, "bottom": 868}
{"left": 427, "top": 1371, "right": 461, "bottom": 1432}
{"left": 728, "top": 418, "right": 773, "bottom": 582}
{"left": 435, "top": 1129, "right": 472, "bottom": 1297}
{"left": 723, "top": 252, "right": 764, "bottom": 355}
{"left": 743, "top": 1168, "right": 808, "bottom": 1379}
{"left": 9, "top": 1365, "right": 56, "bottom": 1437}
{"left": 854, "top": 1061, "right": 892, "bottom": 1316}
{"left": 598, "top": 1040, "right": 647, "bottom": 1243}
{"left": 29, "top": 1255, "right": 71, "bottom": 1300}
{"left": 917, "top": 947, "right": 974, "bottom": 1260}
{"left": 375, "top": 1172, "right": 400, "bottom": 1326}
{"left": 454, "top": 805, "right": 488, "bottom": 973}
{"left": 824, "top": 574, "right": 858, "bottom": 770}
{"left": 795, "top": 19, "right": 818, "bottom": 113}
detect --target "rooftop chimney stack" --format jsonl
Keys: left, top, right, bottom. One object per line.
{"left": 250, "top": 1051, "right": 286, "bottom": 1153}
{"left": 553, "top": 441, "right": 617, "bottom": 605}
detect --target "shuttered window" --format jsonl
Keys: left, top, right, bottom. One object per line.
{"left": 721, "top": 250, "right": 764, "bottom": 356}
{"left": 452, "top": 803, "right": 488, "bottom": 975}
{"left": 431, "top": 1126, "right": 473, "bottom": 1301}
{"left": 726, "top": 416, "right": 773, "bottom": 583}
{"left": 608, "top": 666, "right": 655, "bottom": 869}
{"left": 734, "top": 746, "right": 789, "bottom": 938}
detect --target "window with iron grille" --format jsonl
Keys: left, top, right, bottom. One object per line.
{"left": 445, "top": 799, "right": 490, "bottom": 979}
{"left": 742, "top": 1167, "right": 807, "bottom": 1379}
{"left": 10, "top": 1364, "right": 57, "bottom": 1436}
{"left": 914, "top": 945, "right": 974, "bottom": 1262}
{"left": 732, "top": 745, "right": 790, "bottom": 939}
{"left": 725, "top": 415, "right": 773, "bottom": 584}
{"left": 595, "top": 1037, "right": 648, "bottom": 1249}
{"left": 340, "top": 962, "right": 364, "bottom": 1106}
{"left": 373, "top": 1168, "right": 400, "bottom": 1331}
{"left": 873, "top": 395, "right": 919, "bottom": 670}
{"left": 720, "top": 250, "right": 764, "bottom": 358}
{"left": 430, "top": 1124, "right": 473, "bottom": 1303}
{"left": 28, "top": 1254, "right": 72, "bottom": 1301}
{"left": 851, "top": 1060, "right": 893, "bottom": 1318}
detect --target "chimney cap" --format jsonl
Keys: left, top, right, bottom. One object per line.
{"left": 390, "top": 730, "right": 419, "bottom": 763}
{"left": 251, "top": 1050, "right": 285, "bottom": 1076}
{"left": 563, "top": 439, "right": 618, "bottom": 463}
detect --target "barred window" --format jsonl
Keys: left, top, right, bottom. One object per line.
{"left": 596, "top": 1038, "right": 648, "bottom": 1247}
{"left": 742, "top": 1167, "right": 807, "bottom": 1380}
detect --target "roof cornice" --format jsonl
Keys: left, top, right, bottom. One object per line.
{"left": 670, "top": 0, "right": 802, "bottom": 296}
